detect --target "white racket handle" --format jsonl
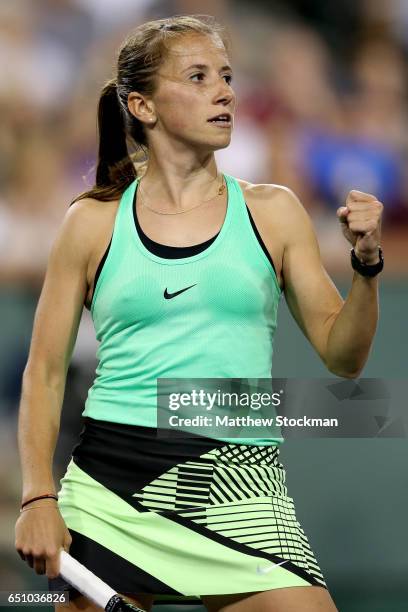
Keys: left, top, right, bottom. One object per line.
{"left": 59, "top": 549, "right": 116, "bottom": 609}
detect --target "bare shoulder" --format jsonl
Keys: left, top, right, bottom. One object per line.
{"left": 235, "top": 178, "right": 310, "bottom": 243}
{"left": 68, "top": 196, "right": 119, "bottom": 235}
{"left": 65, "top": 196, "right": 119, "bottom": 261}
{"left": 236, "top": 178, "right": 301, "bottom": 208}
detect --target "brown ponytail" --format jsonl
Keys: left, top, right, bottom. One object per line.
{"left": 70, "top": 79, "right": 138, "bottom": 205}
{"left": 95, "top": 80, "right": 135, "bottom": 188}
{"left": 71, "top": 15, "right": 229, "bottom": 206}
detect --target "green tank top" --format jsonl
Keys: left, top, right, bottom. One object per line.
{"left": 83, "top": 173, "right": 284, "bottom": 445}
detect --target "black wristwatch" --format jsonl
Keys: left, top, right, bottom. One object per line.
{"left": 350, "top": 247, "right": 384, "bottom": 277}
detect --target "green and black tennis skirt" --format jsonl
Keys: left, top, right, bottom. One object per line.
{"left": 49, "top": 417, "right": 327, "bottom": 605}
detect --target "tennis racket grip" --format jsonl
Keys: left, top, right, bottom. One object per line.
{"left": 59, "top": 550, "right": 145, "bottom": 611}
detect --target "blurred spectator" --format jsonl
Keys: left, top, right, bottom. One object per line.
{"left": 0, "top": 0, "right": 407, "bottom": 287}
{"left": 74, "top": 0, "right": 159, "bottom": 34}
{"left": 0, "top": 126, "right": 68, "bottom": 286}
{"left": 298, "top": 128, "right": 406, "bottom": 222}
{"left": 0, "top": 2, "right": 80, "bottom": 111}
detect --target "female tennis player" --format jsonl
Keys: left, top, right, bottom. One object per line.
{"left": 15, "top": 15, "right": 383, "bottom": 612}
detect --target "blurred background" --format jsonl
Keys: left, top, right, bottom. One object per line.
{"left": 0, "top": 0, "right": 407, "bottom": 610}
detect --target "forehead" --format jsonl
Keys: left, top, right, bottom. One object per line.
{"left": 163, "top": 33, "right": 229, "bottom": 71}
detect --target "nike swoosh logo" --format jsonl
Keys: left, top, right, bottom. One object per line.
{"left": 164, "top": 284, "right": 197, "bottom": 300}
{"left": 256, "top": 560, "right": 288, "bottom": 575}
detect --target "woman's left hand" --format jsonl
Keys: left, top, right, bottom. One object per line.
{"left": 336, "top": 190, "right": 383, "bottom": 263}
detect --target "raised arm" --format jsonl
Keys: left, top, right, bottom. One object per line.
{"left": 276, "top": 187, "right": 382, "bottom": 378}
{"left": 15, "top": 198, "right": 96, "bottom": 579}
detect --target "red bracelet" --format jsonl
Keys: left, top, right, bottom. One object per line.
{"left": 21, "top": 494, "right": 58, "bottom": 509}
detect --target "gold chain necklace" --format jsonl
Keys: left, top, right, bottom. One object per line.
{"left": 137, "top": 173, "right": 226, "bottom": 215}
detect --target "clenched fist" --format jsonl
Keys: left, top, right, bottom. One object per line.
{"left": 337, "top": 190, "right": 383, "bottom": 264}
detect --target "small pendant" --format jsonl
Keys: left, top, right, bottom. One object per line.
{"left": 218, "top": 183, "right": 226, "bottom": 196}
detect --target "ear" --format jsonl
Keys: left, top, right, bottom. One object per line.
{"left": 128, "top": 92, "right": 156, "bottom": 124}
